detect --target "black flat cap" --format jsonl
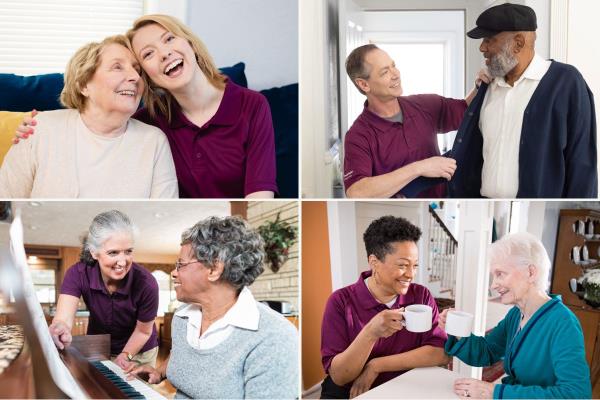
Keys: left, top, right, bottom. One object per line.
{"left": 467, "top": 3, "right": 537, "bottom": 39}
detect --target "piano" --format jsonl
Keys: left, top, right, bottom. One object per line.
{"left": 0, "top": 328, "right": 168, "bottom": 399}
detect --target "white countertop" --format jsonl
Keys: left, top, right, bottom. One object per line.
{"left": 356, "top": 367, "right": 466, "bottom": 399}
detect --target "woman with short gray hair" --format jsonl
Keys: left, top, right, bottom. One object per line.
{"left": 49, "top": 210, "right": 160, "bottom": 370}
{"left": 439, "top": 232, "right": 591, "bottom": 399}
{"left": 128, "top": 216, "right": 299, "bottom": 399}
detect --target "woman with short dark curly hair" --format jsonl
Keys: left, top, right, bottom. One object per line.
{"left": 320, "top": 215, "right": 449, "bottom": 398}
{"left": 128, "top": 216, "right": 298, "bottom": 399}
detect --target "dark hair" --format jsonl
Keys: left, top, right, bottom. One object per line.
{"left": 181, "top": 216, "right": 265, "bottom": 290}
{"left": 345, "top": 43, "right": 379, "bottom": 95}
{"left": 363, "top": 216, "right": 421, "bottom": 261}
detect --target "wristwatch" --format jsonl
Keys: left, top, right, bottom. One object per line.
{"left": 121, "top": 351, "right": 134, "bottom": 361}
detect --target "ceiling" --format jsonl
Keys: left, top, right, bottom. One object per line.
{"left": 0, "top": 201, "right": 231, "bottom": 256}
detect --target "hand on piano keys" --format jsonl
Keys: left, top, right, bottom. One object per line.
{"left": 125, "top": 363, "right": 164, "bottom": 384}
{"left": 92, "top": 360, "right": 167, "bottom": 399}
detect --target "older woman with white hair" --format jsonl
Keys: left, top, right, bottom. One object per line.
{"left": 439, "top": 232, "right": 591, "bottom": 399}
{"left": 0, "top": 35, "right": 178, "bottom": 198}
{"left": 128, "top": 216, "right": 298, "bottom": 399}
{"left": 49, "top": 210, "right": 159, "bottom": 370}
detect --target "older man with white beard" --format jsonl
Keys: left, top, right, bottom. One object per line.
{"left": 448, "top": 2, "right": 597, "bottom": 198}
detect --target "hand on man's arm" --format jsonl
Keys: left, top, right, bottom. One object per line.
{"left": 345, "top": 156, "right": 456, "bottom": 198}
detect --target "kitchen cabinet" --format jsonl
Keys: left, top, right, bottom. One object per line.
{"left": 551, "top": 209, "right": 600, "bottom": 386}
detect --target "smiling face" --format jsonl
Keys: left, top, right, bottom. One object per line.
{"left": 359, "top": 48, "right": 402, "bottom": 100}
{"left": 92, "top": 232, "right": 134, "bottom": 284}
{"left": 131, "top": 23, "right": 198, "bottom": 92}
{"left": 489, "top": 261, "right": 533, "bottom": 305}
{"left": 370, "top": 241, "right": 418, "bottom": 296}
{"left": 171, "top": 243, "right": 210, "bottom": 303}
{"left": 81, "top": 43, "right": 143, "bottom": 116}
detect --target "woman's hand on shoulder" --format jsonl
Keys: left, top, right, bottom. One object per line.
{"left": 13, "top": 109, "right": 38, "bottom": 144}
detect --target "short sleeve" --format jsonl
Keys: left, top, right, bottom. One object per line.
{"left": 135, "top": 273, "right": 159, "bottom": 323}
{"left": 320, "top": 292, "right": 352, "bottom": 373}
{"left": 60, "top": 264, "right": 84, "bottom": 298}
{"left": 343, "top": 128, "right": 373, "bottom": 191}
{"left": 411, "top": 94, "right": 467, "bottom": 133}
{"left": 244, "top": 94, "right": 278, "bottom": 195}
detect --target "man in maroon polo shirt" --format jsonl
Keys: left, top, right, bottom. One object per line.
{"left": 343, "top": 44, "right": 481, "bottom": 198}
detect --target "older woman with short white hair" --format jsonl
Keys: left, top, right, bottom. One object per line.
{"left": 439, "top": 232, "right": 591, "bottom": 399}
{"left": 0, "top": 35, "right": 178, "bottom": 198}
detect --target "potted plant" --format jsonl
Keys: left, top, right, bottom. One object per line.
{"left": 579, "top": 269, "right": 600, "bottom": 307}
{"left": 258, "top": 213, "right": 297, "bottom": 273}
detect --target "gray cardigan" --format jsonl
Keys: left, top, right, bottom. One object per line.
{"left": 166, "top": 301, "right": 298, "bottom": 399}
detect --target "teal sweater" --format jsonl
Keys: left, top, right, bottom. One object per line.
{"left": 445, "top": 295, "right": 591, "bottom": 399}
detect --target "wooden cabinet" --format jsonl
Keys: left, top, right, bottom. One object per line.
{"left": 551, "top": 209, "right": 600, "bottom": 385}
{"left": 71, "top": 316, "right": 89, "bottom": 336}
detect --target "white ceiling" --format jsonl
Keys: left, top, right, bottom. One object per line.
{"left": 0, "top": 201, "right": 231, "bottom": 256}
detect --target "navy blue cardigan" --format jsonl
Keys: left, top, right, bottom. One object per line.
{"left": 447, "top": 60, "right": 597, "bottom": 198}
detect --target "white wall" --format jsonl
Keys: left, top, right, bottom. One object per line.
{"left": 187, "top": 0, "right": 298, "bottom": 90}
{"left": 566, "top": 0, "right": 600, "bottom": 181}
{"left": 300, "top": 0, "right": 334, "bottom": 198}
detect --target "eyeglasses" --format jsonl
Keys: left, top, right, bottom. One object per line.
{"left": 174, "top": 260, "right": 201, "bottom": 272}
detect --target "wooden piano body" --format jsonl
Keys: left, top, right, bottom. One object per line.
{"left": 0, "top": 333, "right": 155, "bottom": 399}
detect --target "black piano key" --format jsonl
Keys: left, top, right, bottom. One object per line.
{"left": 90, "top": 361, "right": 145, "bottom": 399}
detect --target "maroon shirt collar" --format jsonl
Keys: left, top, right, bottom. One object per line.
{"left": 355, "top": 269, "right": 416, "bottom": 310}
{"left": 169, "top": 80, "right": 243, "bottom": 129}
{"left": 360, "top": 98, "right": 408, "bottom": 134}
{"left": 88, "top": 262, "right": 135, "bottom": 296}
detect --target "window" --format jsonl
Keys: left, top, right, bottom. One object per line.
{"left": 27, "top": 257, "right": 58, "bottom": 304}
{"left": 0, "top": 0, "right": 144, "bottom": 75}
{"left": 151, "top": 270, "right": 174, "bottom": 317}
{"left": 376, "top": 43, "right": 445, "bottom": 96}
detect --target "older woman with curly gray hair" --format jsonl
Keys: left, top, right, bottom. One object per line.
{"left": 128, "top": 216, "right": 298, "bottom": 399}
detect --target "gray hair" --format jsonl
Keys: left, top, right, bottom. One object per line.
{"left": 489, "top": 232, "right": 550, "bottom": 291}
{"left": 80, "top": 210, "right": 137, "bottom": 265}
{"left": 181, "top": 216, "right": 265, "bottom": 290}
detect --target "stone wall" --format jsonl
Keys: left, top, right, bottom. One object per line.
{"left": 247, "top": 201, "right": 299, "bottom": 313}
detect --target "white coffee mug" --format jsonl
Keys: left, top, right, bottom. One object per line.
{"left": 573, "top": 246, "right": 581, "bottom": 264}
{"left": 403, "top": 304, "right": 432, "bottom": 333}
{"left": 445, "top": 310, "right": 474, "bottom": 337}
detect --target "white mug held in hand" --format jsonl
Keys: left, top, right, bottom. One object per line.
{"left": 403, "top": 304, "right": 433, "bottom": 332}
{"left": 445, "top": 310, "right": 474, "bottom": 337}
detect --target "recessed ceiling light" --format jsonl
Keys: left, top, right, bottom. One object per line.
{"left": 29, "top": 225, "right": 38, "bottom": 230}
{"left": 29, "top": 202, "right": 42, "bottom": 207}
{"left": 154, "top": 212, "right": 168, "bottom": 218}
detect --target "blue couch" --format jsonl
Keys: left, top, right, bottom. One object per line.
{"left": 0, "top": 62, "right": 298, "bottom": 198}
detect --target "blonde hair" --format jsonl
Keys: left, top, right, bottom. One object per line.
{"left": 60, "top": 35, "right": 134, "bottom": 112}
{"left": 126, "top": 14, "right": 226, "bottom": 122}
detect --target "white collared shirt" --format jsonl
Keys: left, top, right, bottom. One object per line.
{"left": 479, "top": 53, "right": 551, "bottom": 198}
{"left": 174, "top": 287, "right": 260, "bottom": 350}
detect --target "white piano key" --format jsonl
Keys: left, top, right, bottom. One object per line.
{"left": 99, "top": 360, "right": 168, "bottom": 400}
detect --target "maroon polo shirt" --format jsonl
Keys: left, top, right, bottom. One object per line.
{"left": 134, "top": 81, "right": 278, "bottom": 198}
{"left": 343, "top": 94, "right": 467, "bottom": 198}
{"left": 61, "top": 262, "right": 159, "bottom": 355}
{"left": 321, "top": 270, "right": 447, "bottom": 389}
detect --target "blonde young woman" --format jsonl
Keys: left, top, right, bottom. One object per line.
{"left": 16, "top": 15, "right": 277, "bottom": 199}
